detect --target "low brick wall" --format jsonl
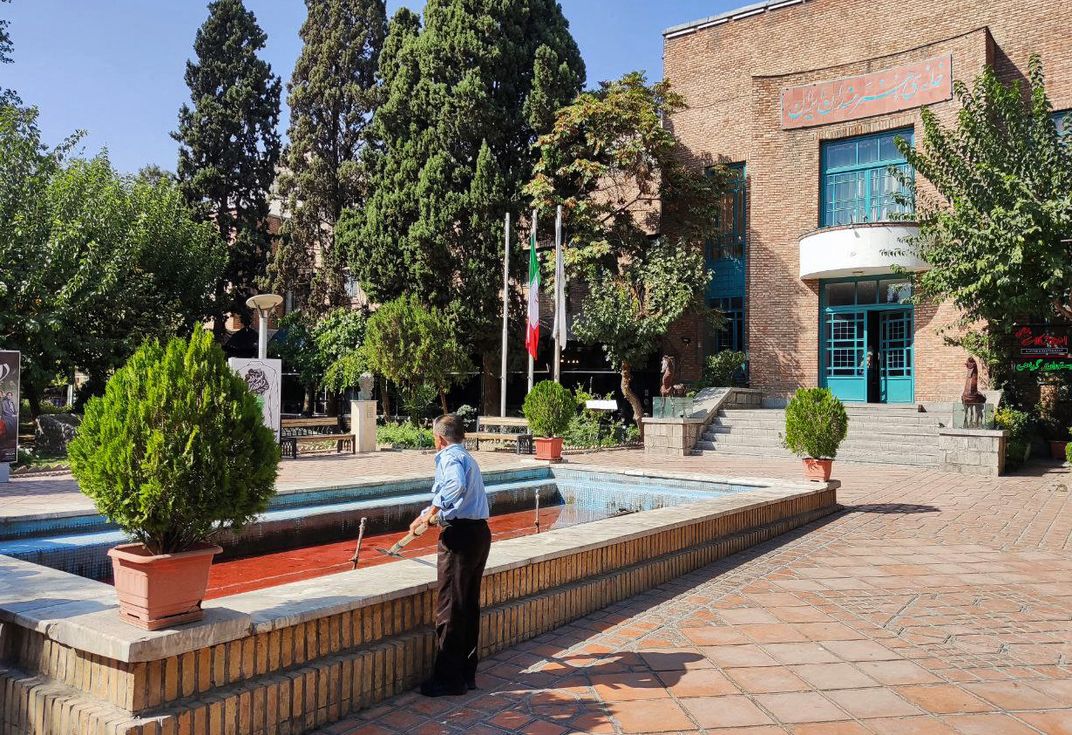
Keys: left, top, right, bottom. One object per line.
{"left": 0, "top": 475, "right": 837, "bottom": 735}
{"left": 938, "top": 428, "right": 1007, "bottom": 476}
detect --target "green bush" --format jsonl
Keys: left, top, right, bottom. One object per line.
{"left": 68, "top": 327, "right": 279, "bottom": 554}
{"left": 454, "top": 404, "right": 478, "bottom": 431}
{"left": 523, "top": 381, "right": 575, "bottom": 438}
{"left": 782, "top": 388, "right": 848, "bottom": 460}
{"left": 377, "top": 422, "right": 434, "bottom": 449}
{"left": 698, "top": 351, "right": 748, "bottom": 389}
{"left": 995, "top": 407, "right": 1032, "bottom": 470}
{"left": 562, "top": 390, "right": 636, "bottom": 447}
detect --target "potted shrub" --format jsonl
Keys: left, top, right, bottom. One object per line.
{"left": 782, "top": 387, "right": 848, "bottom": 481}
{"left": 68, "top": 327, "right": 279, "bottom": 630}
{"left": 523, "top": 381, "right": 576, "bottom": 461}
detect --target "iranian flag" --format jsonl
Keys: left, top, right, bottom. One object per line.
{"left": 525, "top": 216, "right": 540, "bottom": 359}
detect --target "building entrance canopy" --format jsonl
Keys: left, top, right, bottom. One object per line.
{"left": 799, "top": 222, "right": 928, "bottom": 280}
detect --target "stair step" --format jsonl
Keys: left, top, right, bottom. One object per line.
{"left": 695, "top": 441, "right": 936, "bottom": 466}
{"left": 711, "top": 424, "right": 939, "bottom": 435}
{"left": 700, "top": 433, "right": 939, "bottom": 454}
{"left": 703, "top": 428, "right": 938, "bottom": 446}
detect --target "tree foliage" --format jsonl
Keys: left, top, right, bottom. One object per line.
{"left": 782, "top": 388, "right": 848, "bottom": 460}
{"left": 894, "top": 56, "right": 1072, "bottom": 373}
{"left": 270, "top": 0, "right": 386, "bottom": 314}
{"left": 338, "top": 0, "right": 585, "bottom": 410}
{"left": 0, "top": 0, "right": 19, "bottom": 105}
{"left": 270, "top": 306, "right": 367, "bottom": 400}
{"left": 525, "top": 73, "right": 728, "bottom": 435}
{"left": 173, "top": 0, "right": 281, "bottom": 334}
{"left": 69, "top": 326, "right": 279, "bottom": 555}
{"left": 360, "top": 295, "right": 472, "bottom": 420}
{"left": 522, "top": 380, "right": 574, "bottom": 438}
{"left": 0, "top": 107, "right": 225, "bottom": 414}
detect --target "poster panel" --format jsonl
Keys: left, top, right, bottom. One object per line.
{"left": 0, "top": 351, "right": 20, "bottom": 463}
{"left": 229, "top": 358, "right": 282, "bottom": 442}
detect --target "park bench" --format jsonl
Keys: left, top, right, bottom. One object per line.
{"left": 279, "top": 416, "right": 356, "bottom": 459}
{"left": 466, "top": 416, "right": 533, "bottom": 454}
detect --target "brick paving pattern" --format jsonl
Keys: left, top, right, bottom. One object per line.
{"left": 5, "top": 449, "right": 1071, "bottom": 732}
{"left": 301, "top": 454, "right": 1071, "bottom": 734}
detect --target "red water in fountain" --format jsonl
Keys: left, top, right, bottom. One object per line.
{"left": 204, "top": 504, "right": 564, "bottom": 599}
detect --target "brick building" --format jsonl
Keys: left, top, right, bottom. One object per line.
{"left": 662, "top": 0, "right": 1071, "bottom": 404}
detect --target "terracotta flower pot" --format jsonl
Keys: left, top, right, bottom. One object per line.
{"left": 1048, "top": 440, "right": 1068, "bottom": 460}
{"left": 108, "top": 543, "right": 222, "bottom": 630}
{"left": 802, "top": 458, "right": 833, "bottom": 482}
{"left": 534, "top": 436, "right": 564, "bottom": 462}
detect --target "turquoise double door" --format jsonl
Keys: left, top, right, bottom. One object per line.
{"left": 821, "top": 278, "right": 915, "bottom": 404}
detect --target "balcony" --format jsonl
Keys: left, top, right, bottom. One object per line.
{"left": 799, "top": 222, "right": 927, "bottom": 280}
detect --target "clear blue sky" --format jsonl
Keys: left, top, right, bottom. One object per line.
{"left": 3, "top": 1, "right": 737, "bottom": 174}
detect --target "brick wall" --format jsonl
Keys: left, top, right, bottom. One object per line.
{"left": 664, "top": 0, "right": 1072, "bottom": 401}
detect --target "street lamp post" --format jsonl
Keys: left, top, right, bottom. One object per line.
{"left": 246, "top": 294, "right": 283, "bottom": 359}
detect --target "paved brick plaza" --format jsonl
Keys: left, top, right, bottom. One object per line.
{"left": 311, "top": 452, "right": 1069, "bottom": 735}
{"left": 4, "top": 451, "right": 1071, "bottom": 733}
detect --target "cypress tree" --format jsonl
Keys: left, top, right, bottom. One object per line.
{"left": 173, "top": 0, "right": 281, "bottom": 335}
{"left": 338, "top": 0, "right": 585, "bottom": 411}
{"left": 270, "top": 0, "right": 387, "bottom": 314}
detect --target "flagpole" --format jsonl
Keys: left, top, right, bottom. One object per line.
{"left": 553, "top": 205, "right": 563, "bottom": 384}
{"left": 527, "top": 210, "right": 536, "bottom": 393}
{"left": 500, "top": 212, "right": 510, "bottom": 417}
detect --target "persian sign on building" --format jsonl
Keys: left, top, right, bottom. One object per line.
{"left": 0, "top": 351, "right": 20, "bottom": 463}
{"left": 229, "top": 358, "right": 282, "bottom": 441}
{"left": 1012, "top": 325, "right": 1072, "bottom": 375}
{"left": 781, "top": 54, "right": 952, "bottom": 129}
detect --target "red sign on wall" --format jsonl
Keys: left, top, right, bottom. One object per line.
{"left": 780, "top": 55, "right": 952, "bottom": 129}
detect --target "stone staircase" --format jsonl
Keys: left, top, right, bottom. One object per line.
{"left": 696, "top": 404, "right": 942, "bottom": 467}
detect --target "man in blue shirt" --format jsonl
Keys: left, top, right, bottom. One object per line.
{"left": 411, "top": 414, "right": 491, "bottom": 697}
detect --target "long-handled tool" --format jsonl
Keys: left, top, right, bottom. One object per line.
{"left": 349, "top": 517, "right": 367, "bottom": 569}
{"left": 377, "top": 513, "right": 436, "bottom": 558}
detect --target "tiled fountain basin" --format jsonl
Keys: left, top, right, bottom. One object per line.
{"left": 0, "top": 465, "right": 838, "bottom": 735}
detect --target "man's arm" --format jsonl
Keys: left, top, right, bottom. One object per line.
{"left": 409, "top": 455, "right": 466, "bottom": 532}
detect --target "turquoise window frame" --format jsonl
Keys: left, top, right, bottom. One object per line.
{"left": 820, "top": 128, "right": 914, "bottom": 228}
{"left": 710, "top": 163, "right": 747, "bottom": 261}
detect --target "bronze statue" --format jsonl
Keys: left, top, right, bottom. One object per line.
{"left": 660, "top": 355, "right": 687, "bottom": 398}
{"left": 961, "top": 357, "right": 985, "bottom": 405}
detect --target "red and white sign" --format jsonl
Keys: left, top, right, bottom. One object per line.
{"left": 781, "top": 55, "right": 952, "bottom": 129}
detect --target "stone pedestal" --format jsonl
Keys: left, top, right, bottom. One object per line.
{"left": 642, "top": 417, "right": 706, "bottom": 457}
{"left": 938, "top": 427, "right": 1007, "bottom": 476}
{"left": 351, "top": 400, "right": 378, "bottom": 453}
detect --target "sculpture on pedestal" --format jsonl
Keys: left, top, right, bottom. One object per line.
{"left": 660, "top": 355, "right": 687, "bottom": 398}
{"left": 961, "top": 357, "right": 986, "bottom": 427}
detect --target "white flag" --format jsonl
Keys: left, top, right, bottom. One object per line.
{"left": 552, "top": 211, "right": 568, "bottom": 346}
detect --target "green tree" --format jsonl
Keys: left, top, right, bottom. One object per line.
{"left": 173, "top": 0, "right": 282, "bottom": 336}
{"left": 338, "top": 0, "right": 585, "bottom": 412}
{"left": 69, "top": 326, "right": 279, "bottom": 555}
{"left": 270, "top": 0, "right": 387, "bottom": 314}
{"left": 1, "top": 0, "right": 19, "bottom": 105}
{"left": 893, "top": 56, "right": 1072, "bottom": 378}
{"left": 0, "top": 107, "right": 225, "bottom": 414}
{"left": 361, "top": 295, "right": 472, "bottom": 420}
{"left": 525, "top": 73, "right": 728, "bottom": 437}
{"left": 270, "top": 307, "right": 367, "bottom": 413}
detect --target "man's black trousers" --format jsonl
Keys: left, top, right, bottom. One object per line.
{"left": 432, "top": 519, "right": 492, "bottom": 689}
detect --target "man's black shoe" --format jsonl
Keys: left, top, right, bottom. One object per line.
{"left": 420, "top": 679, "right": 467, "bottom": 697}
{"left": 466, "top": 678, "right": 477, "bottom": 691}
